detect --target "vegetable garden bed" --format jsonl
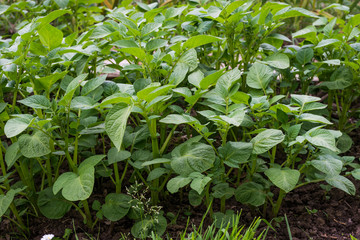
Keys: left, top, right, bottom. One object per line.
{"left": 1, "top": 0, "right": 360, "bottom": 239}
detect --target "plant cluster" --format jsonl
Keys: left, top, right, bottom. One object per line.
{"left": 0, "top": 0, "right": 359, "bottom": 238}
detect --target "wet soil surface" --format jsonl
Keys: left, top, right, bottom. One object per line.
{"left": 1, "top": 131, "right": 360, "bottom": 240}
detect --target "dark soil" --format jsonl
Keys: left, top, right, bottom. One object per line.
{"left": 1, "top": 129, "right": 360, "bottom": 240}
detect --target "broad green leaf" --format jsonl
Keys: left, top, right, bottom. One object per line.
{"left": 105, "top": 103, "right": 133, "bottom": 151}
{"left": 79, "top": 155, "right": 106, "bottom": 170}
{"left": 171, "top": 142, "right": 215, "bottom": 176}
{"left": 188, "top": 70, "right": 204, "bottom": 88}
{"left": 189, "top": 190, "right": 203, "bottom": 207}
{"left": 147, "top": 168, "right": 169, "bottom": 181}
{"left": 325, "top": 175, "right": 355, "bottom": 195}
{"left": 54, "top": 165, "right": 95, "bottom": 201}
{"left": 131, "top": 216, "right": 167, "bottom": 239}
{"left": 190, "top": 175, "right": 211, "bottom": 195}
{"left": 19, "top": 131, "right": 51, "bottom": 158}
{"left": 54, "top": 0, "right": 69, "bottom": 8}
{"left": 37, "top": 10, "right": 71, "bottom": 29}
{"left": 200, "top": 69, "right": 225, "bottom": 90}
{"left": 299, "top": 113, "right": 332, "bottom": 125}
{"left": 263, "top": 53, "right": 290, "bottom": 69}
{"left": 265, "top": 168, "right": 300, "bottom": 193}
{"left": 82, "top": 75, "right": 106, "bottom": 96}
{"left": 37, "top": 187, "right": 71, "bottom": 219}
{"left": 0, "top": 189, "right": 16, "bottom": 217}
{"left": 212, "top": 183, "right": 234, "bottom": 199}
{"left": 5, "top": 142, "right": 21, "bottom": 169}
{"left": 18, "top": 95, "right": 51, "bottom": 109}
{"left": 291, "top": 94, "right": 320, "bottom": 108}
{"left": 246, "top": 63, "right": 273, "bottom": 91}
{"left": 178, "top": 49, "right": 198, "bottom": 71}
{"left": 141, "top": 22, "right": 162, "bottom": 36}
{"left": 351, "top": 169, "right": 360, "bottom": 180}
{"left": 118, "top": 48, "right": 146, "bottom": 61}
{"left": 70, "top": 96, "right": 97, "bottom": 110}
{"left": 145, "top": 39, "right": 168, "bottom": 51}
{"left": 38, "top": 24, "right": 63, "bottom": 50}
{"left": 216, "top": 68, "right": 241, "bottom": 92}
{"left": 219, "top": 110, "right": 245, "bottom": 127}
{"left": 296, "top": 48, "right": 314, "bottom": 65}
{"left": 102, "top": 193, "right": 132, "bottom": 221}
{"left": 315, "top": 39, "right": 341, "bottom": 49}
{"left": 292, "top": 26, "right": 317, "bottom": 42}
{"left": 311, "top": 155, "right": 343, "bottom": 176}
{"left": 100, "top": 93, "right": 131, "bottom": 107}
{"left": 59, "top": 74, "right": 88, "bottom": 106}
{"left": 160, "top": 114, "right": 198, "bottom": 125}
{"left": 183, "top": 35, "right": 221, "bottom": 49}
{"left": 219, "top": 142, "right": 253, "bottom": 168}
{"left": 0, "top": 5, "right": 10, "bottom": 15}
{"left": 251, "top": 129, "right": 285, "bottom": 154}
{"left": 276, "top": 7, "right": 318, "bottom": 20}
{"left": 165, "top": 6, "right": 187, "bottom": 19}
{"left": 305, "top": 128, "right": 339, "bottom": 152}
{"left": 336, "top": 133, "right": 353, "bottom": 153}
{"left": 167, "top": 176, "right": 192, "bottom": 193}
{"left": 107, "top": 148, "right": 131, "bottom": 164}
{"left": 168, "top": 63, "right": 189, "bottom": 86}
{"left": 112, "top": 39, "right": 138, "bottom": 48}
{"left": 142, "top": 158, "right": 171, "bottom": 167}
{"left": 235, "top": 182, "right": 266, "bottom": 207}
{"left": 4, "top": 115, "right": 34, "bottom": 138}
{"left": 320, "top": 67, "right": 353, "bottom": 90}
{"left": 34, "top": 72, "right": 67, "bottom": 93}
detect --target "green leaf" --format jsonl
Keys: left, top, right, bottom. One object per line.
{"left": 251, "top": 129, "right": 285, "bottom": 154}
{"left": 5, "top": 142, "right": 21, "bottom": 169}
{"left": 325, "top": 175, "right": 355, "bottom": 195}
{"left": 178, "top": 49, "right": 198, "bottom": 71}
{"left": 82, "top": 75, "right": 106, "bottom": 96}
{"left": 315, "top": 39, "right": 341, "bottom": 49}
{"left": 102, "top": 193, "right": 132, "bottom": 221}
{"left": 4, "top": 115, "right": 34, "bottom": 138}
{"left": 212, "top": 183, "right": 234, "bottom": 199}
{"left": 107, "top": 148, "right": 131, "bottom": 164}
{"left": 70, "top": 96, "right": 97, "bottom": 110}
{"left": 59, "top": 74, "right": 88, "bottom": 106}
{"left": 18, "top": 95, "right": 51, "bottom": 109}
{"left": 53, "top": 165, "right": 95, "bottom": 201}
{"left": 37, "top": 187, "right": 71, "bottom": 219}
{"left": 168, "top": 63, "right": 189, "bottom": 86}
{"left": 0, "top": 189, "right": 16, "bottom": 217}
{"left": 219, "top": 142, "right": 253, "bottom": 168}
{"left": 200, "top": 69, "right": 225, "bottom": 90}
{"left": 311, "top": 155, "right": 343, "bottom": 176}
{"left": 141, "top": 22, "right": 162, "bottom": 36}
{"left": 131, "top": 216, "right": 167, "bottom": 239}
{"left": 305, "top": 128, "right": 339, "bottom": 152}
{"left": 34, "top": 72, "right": 67, "bottom": 93}
{"left": 265, "top": 168, "right": 300, "bottom": 193}
{"left": 320, "top": 66, "right": 353, "bottom": 90}
{"left": 54, "top": 0, "right": 69, "bottom": 8}
{"left": 189, "top": 190, "right": 203, "bottom": 207}
{"left": 235, "top": 182, "right": 266, "bottom": 207}
{"left": 147, "top": 168, "right": 169, "bottom": 181}
{"left": 246, "top": 63, "right": 273, "bottom": 91}
{"left": 296, "top": 48, "right": 314, "bottom": 65}
{"left": 37, "top": 10, "right": 71, "bottom": 28}
{"left": 171, "top": 142, "right": 215, "bottom": 176}
{"left": 19, "top": 131, "right": 51, "bottom": 158}
{"left": 190, "top": 175, "right": 211, "bottom": 195}
{"left": 160, "top": 114, "right": 198, "bottom": 125}
{"left": 299, "top": 113, "right": 332, "bottom": 125}
{"left": 118, "top": 48, "right": 146, "bottom": 61}
{"left": 105, "top": 103, "right": 133, "bottom": 151}
{"left": 263, "top": 53, "right": 290, "bottom": 69}
{"left": 183, "top": 35, "right": 221, "bottom": 49}
{"left": 145, "top": 39, "right": 168, "bottom": 51}
{"left": 167, "top": 176, "right": 192, "bottom": 193}
{"left": 216, "top": 68, "right": 241, "bottom": 92}
{"left": 0, "top": 5, "right": 10, "bottom": 15}
{"left": 38, "top": 24, "right": 63, "bottom": 50}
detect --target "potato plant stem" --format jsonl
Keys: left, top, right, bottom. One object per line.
{"left": 82, "top": 200, "right": 93, "bottom": 228}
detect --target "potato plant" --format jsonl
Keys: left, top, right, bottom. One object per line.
{"left": 0, "top": 0, "right": 359, "bottom": 238}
